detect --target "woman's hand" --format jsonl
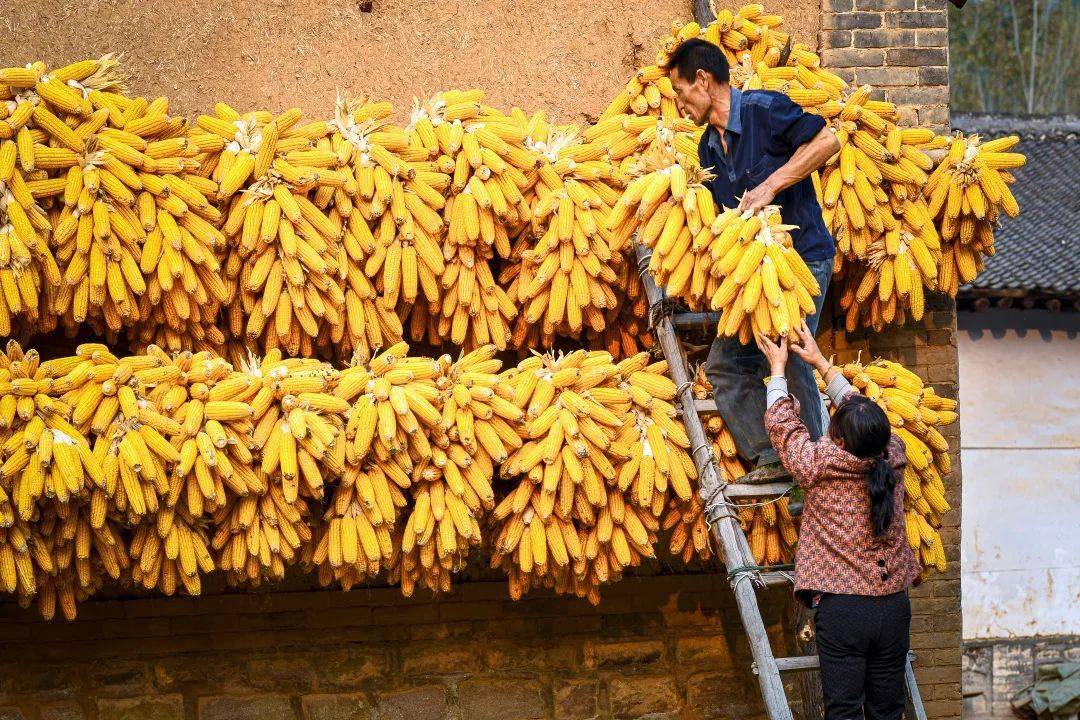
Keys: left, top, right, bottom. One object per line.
{"left": 789, "top": 321, "right": 830, "bottom": 374}
{"left": 755, "top": 334, "right": 789, "bottom": 376}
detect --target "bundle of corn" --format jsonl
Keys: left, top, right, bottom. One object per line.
{"left": 0, "top": 342, "right": 104, "bottom": 523}
{"left": 129, "top": 505, "right": 214, "bottom": 596}
{"left": 399, "top": 93, "right": 534, "bottom": 351}
{"left": 9, "top": 60, "right": 226, "bottom": 347}
{"left": 491, "top": 350, "right": 658, "bottom": 604}
{"left": 1, "top": 59, "right": 130, "bottom": 338}
{"left": 584, "top": 114, "right": 701, "bottom": 187}
{"left": 831, "top": 359, "right": 956, "bottom": 573}
{"left": 310, "top": 343, "right": 440, "bottom": 589}
{"left": 191, "top": 105, "right": 345, "bottom": 358}
{"left": 320, "top": 96, "right": 436, "bottom": 361}
{"left": 708, "top": 206, "right": 821, "bottom": 342}
{"left": 606, "top": 143, "right": 720, "bottom": 311}
{"left": 0, "top": 145, "right": 59, "bottom": 338}
{"left": 307, "top": 459, "right": 405, "bottom": 591}
{"left": 335, "top": 341, "right": 442, "bottom": 469}
{"left": 32, "top": 503, "right": 129, "bottom": 621}
{"left": 610, "top": 354, "right": 695, "bottom": 517}
{"left": 666, "top": 366, "right": 799, "bottom": 567}
{"left": 926, "top": 133, "right": 1025, "bottom": 296}
{"left": 605, "top": 4, "right": 789, "bottom": 121}
{"left": 502, "top": 126, "right": 626, "bottom": 347}
{"left": 818, "top": 88, "right": 939, "bottom": 262}
{"left": 835, "top": 213, "right": 941, "bottom": 332}
{"left": 140, "top": 348, "right": 263, "bottom": 518}
{"left": 586, "top": 259, "right": 654, "bottom": 359}
{"left": 395, "top": 346, "right": 516, "bottom": 595}
{"left": 0, "top": 520, "right": 42, "bottom": 607}
{"left": 51, "top": 344, "right": 179, "bottom": 523}
{"left": 245, "top": 350, "right": 345, "bottom": 505}
{"left": 738, "top": 50, "right": 847, "bottom": 118}
{"left": 210, "top": 479, "right": 312, "bottom": 586}
{"left": 737, "top": 496, "right": 799, "bottom": 566}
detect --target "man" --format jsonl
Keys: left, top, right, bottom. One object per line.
{"left": 667, "top": 38, "right": 840, "bottom": 482}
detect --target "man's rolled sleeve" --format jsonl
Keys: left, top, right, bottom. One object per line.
{"left": 769, "top": 95, "right": 826, "bottom": 151}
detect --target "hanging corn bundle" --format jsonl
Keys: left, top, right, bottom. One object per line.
{"left": 402, "top": 92, "right": 532, "bottom": 351}
{"left": 395, "top": 346, "right": 516, "bottom": 596}
{"left": 491, "top": 350, "right": 658, "bottom": 604}
{"left": 706, "top": 206, "right": 820, "bottom": 343}
{"left": 32, "top": 504, "right": 129, "bottom": 621}
{"left": 502, "top": 122, "right": 626, "bottom": 348}
{"left": 310, "top": 343, "right": 439, "bottom": 590}
{"left": 140, "top": 348, "right": 263, "bottom": 519}
{"left": 129, "top": 505, "right": 215, "bottom": 597}
{"left": 191, "top": 105, "right": 345, "bottom": 358}
{"left": 320, "top": 95, "right": 439, "bottom": 361}
{"left": 926, "top": 133, "right": 1025, "bottom": 296}
{"left": 610, "top": 354, "right": 696, "bottom": 518}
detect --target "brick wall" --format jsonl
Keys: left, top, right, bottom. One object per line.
{"left": 0, "top": 574, "right": 809, "bottom": 720}
{"left": 819, "top": 0, "right": 951, "bottom": 128}
{"left": 815, "top": 0, "right": 961, "bottom": 713}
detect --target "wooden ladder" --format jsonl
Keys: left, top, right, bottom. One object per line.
{"left": 633, "top": 243, "right": 928, "bottom": 720}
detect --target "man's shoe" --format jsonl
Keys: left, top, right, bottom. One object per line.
{"left": 739, "top": 461, "right": 791, "bottom": 484}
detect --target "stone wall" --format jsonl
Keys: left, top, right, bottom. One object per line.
{"left": 963, "top": 637, "right": 1080, "bottom": 717}
{"left": 0, "top": 574, "right": 804, "bottom": 720}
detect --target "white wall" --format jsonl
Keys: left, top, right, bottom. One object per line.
{"left": 959, "top": 312, "right": 1080, "bottom": 640}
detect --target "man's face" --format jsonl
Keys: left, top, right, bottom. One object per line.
{"left": 669, "top": 68, "right": 713, "bottom": 125}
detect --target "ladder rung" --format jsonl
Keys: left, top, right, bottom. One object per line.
{"left": 723, "top": 481, "right": 796, "bottom": 498}
{"left": 758, "top": 571, "right": 795, "bottom": 587}
{"left": 694, "top": 397, "right": 719, "bottom": 415}
{"left": 774, "top": 656, "right": 821, "bottom": 673}
{"left": 671, "top": 311, "right": 721, "bottom": 328}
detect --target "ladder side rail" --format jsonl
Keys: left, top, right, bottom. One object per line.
{"left": 634, "top": 243, "right": 794, "bottom": 720}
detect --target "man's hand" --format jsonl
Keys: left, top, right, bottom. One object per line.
{"left": 755, "top": 333, "right": 789, "bottom": 376}
{"left": 738, "top": 181, "right": 777, "bottom": 214}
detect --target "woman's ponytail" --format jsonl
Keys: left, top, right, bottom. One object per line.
{"left": 828, "top": 395, "right": 897, "bottom": 537}
{"left": 867, "top": 455, "right": 897, "bottom": 537}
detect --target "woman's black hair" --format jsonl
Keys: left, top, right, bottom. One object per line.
{"left": 829, "top": 395, "right": 896, "bottom": 537}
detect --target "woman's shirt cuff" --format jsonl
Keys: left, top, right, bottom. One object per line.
{"left": 766, "top": 376, "right": 789, "bottom": 409}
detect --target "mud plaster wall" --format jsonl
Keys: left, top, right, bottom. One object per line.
{"left": 5, "top": 0, "right": 820, "bottom": 125}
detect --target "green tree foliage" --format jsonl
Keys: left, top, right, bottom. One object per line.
{"left": 949, "top": 0, "right": 1080, "bottom": 114}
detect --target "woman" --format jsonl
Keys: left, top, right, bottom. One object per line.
{"left": 756, "top": 323, "right": 921, "bottom": 720}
